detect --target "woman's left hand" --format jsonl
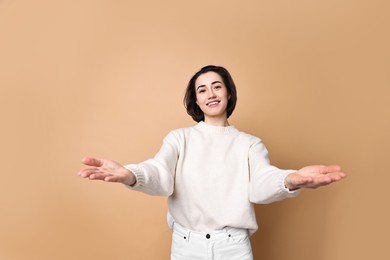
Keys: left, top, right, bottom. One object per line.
{"left": 284, "top": 165, "right": 346, "bottom": 190}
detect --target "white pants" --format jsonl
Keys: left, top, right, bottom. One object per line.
{"left": 171, "top": 223, "right": 253, "bottom": 260}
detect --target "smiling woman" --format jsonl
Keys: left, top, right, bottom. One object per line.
{"left": 78, "top": 65, "right": 346, "bottom": 260}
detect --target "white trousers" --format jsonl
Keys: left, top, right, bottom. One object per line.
{"left": 171, "top": 222, "right": 253, "bottom": 260}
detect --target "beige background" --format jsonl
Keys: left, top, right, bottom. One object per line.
{"left": 1, "top": 0, "right": 389, "bottom": 259}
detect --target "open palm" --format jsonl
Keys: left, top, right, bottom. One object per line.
{"left": 78, "top": 157, "right": 135, "bottom": 185}
{"left": 285, "top": 165, "right": 346, "bottom": 190}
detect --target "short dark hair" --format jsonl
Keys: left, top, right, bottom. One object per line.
{"left": 183, "top": 65, "right": 237, "bottom": 122}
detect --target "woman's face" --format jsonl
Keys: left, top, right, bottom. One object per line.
{"left": 195, "top": 71, "right": 230, "bottom": 124}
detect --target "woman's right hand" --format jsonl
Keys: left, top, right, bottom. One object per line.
{"left": 78, "top": 157, "right": 136, "bottom": 186}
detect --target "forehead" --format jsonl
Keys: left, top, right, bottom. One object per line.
{"left": 195, "top": 71, "right": 223, "bottom": 87}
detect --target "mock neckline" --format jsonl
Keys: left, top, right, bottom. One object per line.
{"left": 194, "top": 121, "right": 238, "bottom": 134}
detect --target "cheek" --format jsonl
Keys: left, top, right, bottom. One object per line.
{"left": 195, "top": 94, "right": 201, "bottom": 106}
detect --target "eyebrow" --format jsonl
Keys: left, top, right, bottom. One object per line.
{"left": 196, "top": 81, "right": 223, "bottom": 90}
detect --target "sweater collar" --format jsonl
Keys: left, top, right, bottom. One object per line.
{"left": 194, "top": 121, "right": 238, "bottom": 134}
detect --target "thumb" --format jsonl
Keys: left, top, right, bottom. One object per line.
{"left": 81, "top": 156, "right": 103, "bottom": 167}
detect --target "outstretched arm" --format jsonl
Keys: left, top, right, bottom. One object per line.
{"left": 78, "top": 157, "right": 136, "bottom": 186}
{"left": 284, "top": 165, "right": 346, "bottom": 190}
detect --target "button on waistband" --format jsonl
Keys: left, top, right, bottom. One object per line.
{"left": 206, "top": 234, "right": 210, "bottom": 239}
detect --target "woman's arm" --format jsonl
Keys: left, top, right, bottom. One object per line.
{"left": 78, "top": 130, "right": 181, "bottom": 196}
{"left": 248, "top": 139, "right": 300, "bottom": 204}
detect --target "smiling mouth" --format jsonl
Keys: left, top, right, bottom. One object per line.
{"left": 207, "top": 101, "right": 220, "bottom": 106}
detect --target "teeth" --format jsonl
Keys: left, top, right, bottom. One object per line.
{"left": 208, "top": 101, "right": 219, "bottom": 106}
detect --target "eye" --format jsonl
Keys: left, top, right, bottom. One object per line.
{"left": 198, "top": 89, "right": 206, "bottom": 93}
{"left": 214, "top": 85, "right": 222, "bottom": 90}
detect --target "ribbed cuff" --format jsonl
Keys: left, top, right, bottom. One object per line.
{"left": 124, "top": 164, "right": 145, "bottom": 190}
{"left": 282, "top": 170, "right": 301, "bottom": 195}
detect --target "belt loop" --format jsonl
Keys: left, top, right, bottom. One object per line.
{"left": 185, "top": 230, "right": 191, "bottom": 243}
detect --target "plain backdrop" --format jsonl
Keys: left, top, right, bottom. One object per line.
{"left": 0, "top": 0, "right": 389, "bottom": 259}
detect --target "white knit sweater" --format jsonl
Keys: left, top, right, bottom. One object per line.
{"left": 125, "top": 121, "right": 300, "bottom": 236}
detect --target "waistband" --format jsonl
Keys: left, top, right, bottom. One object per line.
{"left": 173, "top": 222, "right": 248, "bottom": 241}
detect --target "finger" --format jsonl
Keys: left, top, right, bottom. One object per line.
{"left": 320, "top": 169, "right": 347, "bottom": 180}
{"left": 89, "top": 172, "right": 111, "bottom": 181}
{"left": 104, "top": 175, "right": 123, "bottom": 183}
{"left": 327, "top": 171, "right": 347, "bottom": 181}
{"left": 78, "top": 168, "right": 95, "bottom": 178}
{"left": 292, "top": 176, "right": 313, "bottom": 187}
{"left": 300, "top": 171, "right": 346, "bottom": 189}
{"left": 315, "top": 175, "right": 333, "bottom": 185}
{"left": 78, "top": 168, "right": 105, "bottom": 178}
{"left": 81, "top": 157, "right": 103, "bottom": 167}
{"left": 312, "top": 174, "right": 343, "bottom": 187}
{"left": 319, "top": 165, "right": 342, "bottom": 174}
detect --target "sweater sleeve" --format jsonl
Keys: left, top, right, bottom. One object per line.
{"left": 123, "top": 130, "right": 180, "bottom": 196}
{"left": 248, "top": 139, "right": 300, "bottom": 204}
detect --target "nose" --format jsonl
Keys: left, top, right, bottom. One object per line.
{"left": 208, "top": 89, "right": 216, "bottom": 99}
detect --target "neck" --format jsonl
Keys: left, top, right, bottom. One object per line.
{"left": 204, "top": 116, "right": 229, "bottom": 127}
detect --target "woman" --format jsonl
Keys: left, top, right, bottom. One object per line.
{"left": 78, "top": 65, "right": 346, "bottom": 259}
